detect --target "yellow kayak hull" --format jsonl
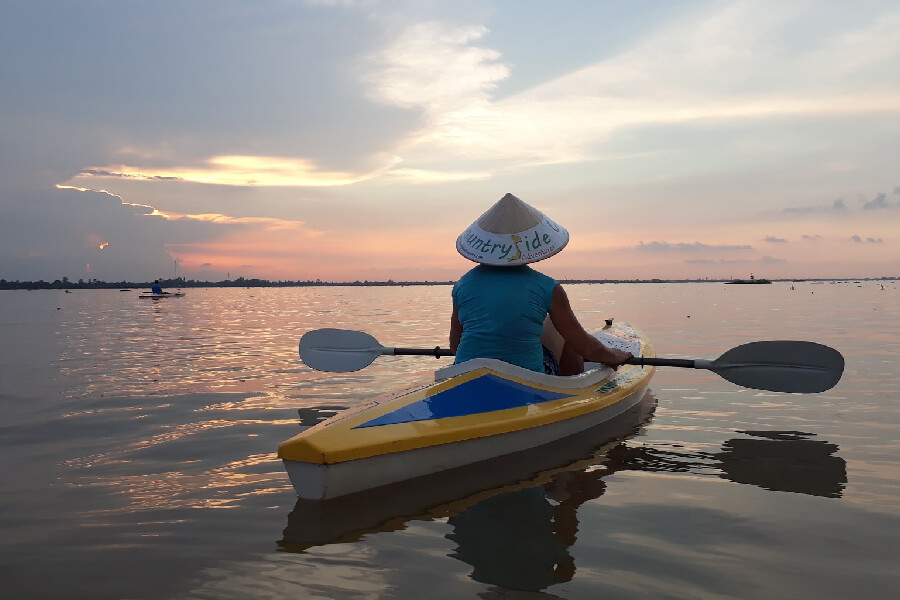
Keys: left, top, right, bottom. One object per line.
{"left": 279, "top": 322, "right": 655, "bottom": 499}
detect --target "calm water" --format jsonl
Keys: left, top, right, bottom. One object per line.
{"left": 1, "top": 282, "right": 898, "bottom": 599}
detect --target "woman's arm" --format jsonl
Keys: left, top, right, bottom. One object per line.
{"left": 549, "top": 284, "right": 632, "bottom": 368}
{"left": 449, "top": 302, "right": 462, "bottom": 352}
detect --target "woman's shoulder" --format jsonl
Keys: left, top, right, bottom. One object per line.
{"left": 523, "top": 265, "right": 558, "bottom": 285}
{"left": 455, "top": 265, "right": 484, "bottom": 283}
{"left": 453, "top": 266, "right": 484, "bottom": 293}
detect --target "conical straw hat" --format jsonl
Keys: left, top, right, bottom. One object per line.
{"left": 456, "top": 193, "right": 569, "bottom": 266}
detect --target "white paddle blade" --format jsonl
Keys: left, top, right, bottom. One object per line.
{"left": 713, "top": 340, "right": 844, "bottom": 393}
{"left": 298, "top": 328, "right": 388, "bottom": 372}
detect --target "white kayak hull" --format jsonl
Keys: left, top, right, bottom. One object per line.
{"left": 283, "top": 380, "right": 651, "bottom": 500}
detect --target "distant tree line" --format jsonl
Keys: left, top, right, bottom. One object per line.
{"left": 0, "top": 276, "right": 457, "bottom": 290}
{"left": 0, "top": 275, "right": 896, "bottom": 291}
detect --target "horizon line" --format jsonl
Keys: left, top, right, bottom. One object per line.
{"left": 2, "top": 275, "right": 898, "bottom": 290}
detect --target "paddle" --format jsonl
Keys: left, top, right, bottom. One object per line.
{"left": 628, "top": 341, "right": 843, "bottom": 393}
{"left": 298, "top": 328, "right": 453, "bottom": 373}
{"left": 298, "top": 328, "right": 844, "bottom": 393}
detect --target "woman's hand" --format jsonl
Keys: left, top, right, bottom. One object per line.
{"left": 600, "top": 347, "right": 633, "bottom": 370}
{"left": 549, "top": 284, "right": 634, "bottom": 369}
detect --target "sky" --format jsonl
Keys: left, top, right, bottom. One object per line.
{"left": 1, "top": 0, "right": 898, "bottom": 283}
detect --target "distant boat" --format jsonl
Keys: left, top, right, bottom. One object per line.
{"left": 726, "top": 274, "right": 771, "bottom": 285}
{"left": 726, "top": 278, "right": 771, "bottom": 284}
{"left": 138, "top": 291, "right": 186, "bottom": 299}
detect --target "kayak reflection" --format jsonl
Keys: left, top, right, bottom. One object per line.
{"left": 446, "top": 466, "right": 608, "bottom": 591}
{"left": 440, "top": 429, "right": 846, "bottom": 592}
{"left": 447, "top": 487, "right": 576, "bottom": 591}
{"left": 278, "top": 398, "right": 846, "bottom": 592}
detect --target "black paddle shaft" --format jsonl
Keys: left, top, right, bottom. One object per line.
{"left": 627, "top": 357, "right": 698, "bottom": 369}
{"left": 389, "top": 349, "right": 695, "bottom": 365}
{"left": 393, "top": 347, "right": 455, "bottom": 359}
{"left": 392, "top": 350, "right": 699, "bottom": 369}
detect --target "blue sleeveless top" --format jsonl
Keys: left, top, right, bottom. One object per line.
{"left": 452, "top": 265, "right": 558, "bottom": 372}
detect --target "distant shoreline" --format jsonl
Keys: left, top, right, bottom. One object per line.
{"left": 1, "top": 276, "right": 897, "bottom": 290}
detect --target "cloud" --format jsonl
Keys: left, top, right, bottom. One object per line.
{"left": 365, "top": 22, "right": 509, "bottom": 113}
{"left": 57, "top": 185, "right": 323, "bottom": 233}
{"left": 0, "top": 183, "right": 334, "bottom": 282}
{"left": 684, "top": 258, "right": 751, "bottom": 265}
{"left": 802, "top": 234, "right": 822, "bottom": 240}
{"left": 71, "top": 156, "right": 391, "bottom": 188}
{"left": 364, "top": 2, "right": 900, "bottom": 178}
{"left": 782, "top": 193, "right": 900, "bottom": 215}
{"left": 81, "top": 169, "right": 182, "bottom": 181}
{"left": 851, "top": 235, "right": 884, "bottom": 243}
{"left": 784, "top": 198, "right": 848, "bottom": 214}
{"left": 0, "top": 188, "right": 174, "bottom": 281}
{"left": 863, "top": 192, "right": 890, "bottom": 209}
{"left": 381, "top": 167, "right": 493, "bottom": 184}
{"left": 683, "top": 255, "right": 785, "bottom": 265}
{"left": 636, "top": 241, "right": 753, "bottom": 252}
{"left": 764, "top": 235, "right": 788, "bottom": 243}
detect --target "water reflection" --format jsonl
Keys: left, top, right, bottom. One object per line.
{"left": 716, "top": 430, "right": 847, "bottom": 497}
{"left": 279, "top": 398, "right": 847, "bottom": 593}
{"left": 444, "top": 429, "right": 846, "bottom": 592}
{"left": 447, "top": 464, "right": 614, "bottom": 592}
{"left": 448, "top": 486, "right": 576, "bottom": 591}
{"left": 605, "top": 430, "right": 847, "bottom": 498}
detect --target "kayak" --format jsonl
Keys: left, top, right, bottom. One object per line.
{"left": 280, "top": 391, "right": 656, "bottom": 551}
{"left": 138, "top": 292, "right": 185, "bottom": 298}
{"left": 279, "top": 322, "right": 655, "bottom": 500}
{"left": 280, "top": 322, "right": 653, "bottom": 500}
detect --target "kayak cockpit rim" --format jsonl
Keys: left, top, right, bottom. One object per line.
{"left": 434, "top": 358, "right": 614, "bottom": 389}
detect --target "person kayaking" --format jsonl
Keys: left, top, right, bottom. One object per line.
{"left": 151, "top": 280, "right": 164, "bottom": 295}
{"left": 450, "top": 193, "right": 633, "bottom": 375}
